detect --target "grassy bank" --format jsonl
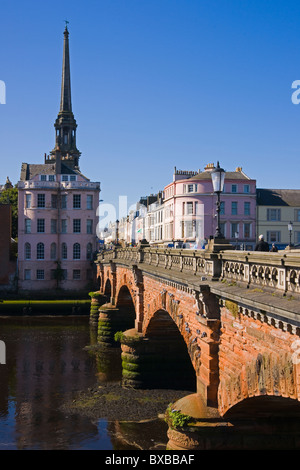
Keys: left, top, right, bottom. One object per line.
{"left": 0, "top": 299, "right": 91, "bottom": 315}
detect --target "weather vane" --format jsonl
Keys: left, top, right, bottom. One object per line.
{"left": 65, "top": 20, "right": 69, "bottom": 27}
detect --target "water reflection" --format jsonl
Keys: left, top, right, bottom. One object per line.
{"left": 0, "top": 316, "right": 168, "bottom": 450}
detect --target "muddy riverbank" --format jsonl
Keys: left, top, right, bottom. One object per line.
{"left": 61, "top": 381, "right": 193, "bottom": 422}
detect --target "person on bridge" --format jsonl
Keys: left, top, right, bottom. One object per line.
{"left": 254, "top": 234, "right": 270, "bottom": 252}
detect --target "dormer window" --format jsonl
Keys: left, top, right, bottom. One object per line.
{"left": 61, "top": 175, "right": 77, "bottom": 182}
{"left": 183, "top": 183, "right": 197, "bottom": 193}
{"left": 40, "top": 175, "right": 56, "bottom": 181}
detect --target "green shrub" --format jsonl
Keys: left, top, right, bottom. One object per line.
{"left": 165, "top": 405, "right": 193, "bottom": 429}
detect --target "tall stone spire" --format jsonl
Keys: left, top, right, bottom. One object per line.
{"left": 50, "top": 23, "right": 81, "bottom": 169}
{"left": 60, "top": 25, "right": 72, "bottom": 113}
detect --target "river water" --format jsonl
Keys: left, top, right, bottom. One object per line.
{"left": 0, "top": 316, "right": 171, "bottom": 450}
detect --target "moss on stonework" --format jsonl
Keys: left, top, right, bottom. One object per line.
{"left": 122, "top": 361, "right": 140, "bottom": 372}
{"left": 165, "top": 405, "right": 193, "bottom": 429}
{"left": 121, "top": 353, "right": 140, "bottom": 364}
{"left": 114, "top": 331, "right": 142, "bottom": 344}
{"left": 225, "top": 300, "right": 239, "bottom": 318}
{"left": 122, "top": 369, "right": 141, "bottom": 380}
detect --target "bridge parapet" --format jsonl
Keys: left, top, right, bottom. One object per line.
{"left": 98, "top": 246, "right": 221, "bottom": 280}
{"left": 219, "top": 249, "right": 300, "bottom": 296}
{"left": 98, "top": 246, "right": 300, "bottom": 297}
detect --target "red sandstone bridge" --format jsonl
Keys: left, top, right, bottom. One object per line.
{"left": 93, "top": 240, "right": 300, "bottom": 450}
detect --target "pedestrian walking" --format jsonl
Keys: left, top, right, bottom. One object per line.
{"left": 254, "top": 235, "right": 269, "bottom": 252}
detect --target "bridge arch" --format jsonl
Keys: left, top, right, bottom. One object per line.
{"left": 116, "top": 285, "right": 136, "bottom": 311}
{"left": 224, "top": 395, "right": 300, "bottom": 420}
{"left": 143, "top": 308, "right": 197, "bottom": 391}
{"left": 104, "top": 278, "right": 111, "bottom": 298}
{"left": 115, "top": 284, "right": 136, "bottom": 331}
{"left": 218, "top": 349, "right": 299, "bottom": 416}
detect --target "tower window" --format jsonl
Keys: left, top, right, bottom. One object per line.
{"left": 25, "top": 242, "right": 31, "bottom": 260}
{"left": 37, "top": 242, "right": 45, "bottom": 260}
{"left": 37, "top": 194, "right": 45, "bottom": 208}
{"left": 50, "top": 242, "right": 57, "bottom": 260}
{"left": 25, "top": 219, "right": 31, "bottom": 234}
{"left": 86, "top": 242, "right": 93, "bottom": 260}
{"left": 64, "top": 134, "right": 68, "bottom": 144}
{"left": 73, "top": 219, "right": 81, "bottom": 233}
{"left": 36, "top": 269, "right": 45, "bottom": 280}
{"left": 61, "top": 219, "right": 67, "bottom": 233}
{"left": 86, "top": 219, "right": 93, "bottom": 234}
{"left": 73, "top": 243, "right": 80, "bottom": 260}
{"left": 37, "top": 219, "right": 45, "bottom": 233}
{"left": 25, "top": 194, "right": 31, "bottom": 208}
{"left": 87, "top": 195, "right": 93, "bottom": 210}
{"left": 51, "top": 219, "right": 57, "bottom": 234}
{"left": 51, "top": 194, "right": 57, "bottom": 208}
{"left": 73, "top": 194, "right": 81, "bottom": 209}
{"left": 62, "top": 242, "right": 68, "bottom": 260}
{"left": 61, "top": 194, "right": 67, "bottom": 208}
{"left": 73, "top": 269, "right": 81, "bottom": 280}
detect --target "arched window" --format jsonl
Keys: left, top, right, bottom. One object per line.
{"left": 86, "top": 242, "right": 92, "bottom": 260}
{"left": 61, "top": 242, "right": 67, "bottom": 260}
{"left": 25, "top": 242, "right": 31, "bottom": 260}
{"left": 73, "top": 243, "right": 80, "bottom": 260}
{"left": 37, "top": 242, "right": 44, "bottom": 260}
{"left": 50, "top": 242, "right": 56, "bottom": 260}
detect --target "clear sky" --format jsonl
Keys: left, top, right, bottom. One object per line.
{"left": 1, "top": 0, "right": 300, "bottom": 218}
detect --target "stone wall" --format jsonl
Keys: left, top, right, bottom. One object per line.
{"left": 218, "top": 303, "right": 300, "bottom": 416}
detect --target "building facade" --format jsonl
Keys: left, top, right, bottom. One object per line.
{"left": 256, "top": 189, "right": 300, "bottom": 249}
{"left": 0, "top": 204, "right": 16, "bottom": 287}
{"left": 105, "top": 165, "right": 256, "bottom": 250}
{"left": 17, "top": 26, "right": 100, "bottom": 292}
{"left": 163, "top": 164, "right": 257, "bottom": 249}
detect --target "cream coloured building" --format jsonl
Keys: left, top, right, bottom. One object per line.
{"left": 256, "top": 189, "right": 300, "bottom": 249}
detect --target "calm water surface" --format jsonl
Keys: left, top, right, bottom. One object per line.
{"left": 0, "top": 316, "right": 168, "bottom": 450}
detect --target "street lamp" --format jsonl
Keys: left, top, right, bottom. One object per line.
{"left": 211, "top": 161, "right": 225, "bottom": 239}
{"left": 116, "top": 219, "right": 119, "bottom": 245}
{"left": 288, "top": 221, "right": 293, "bottom": 247}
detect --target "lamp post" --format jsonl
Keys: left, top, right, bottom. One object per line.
{"left": 211, "top": 161, "right": 225, "bottom": 239}
{"left": 288, "top": 221, "right": 293, "bottom": 247}
{"left": 116, "top": 219, "right": 119, "bottom": 245}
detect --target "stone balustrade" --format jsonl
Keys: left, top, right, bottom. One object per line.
{"left": 98, "top": 245, "right": 300, "bottom": 297}
{"left": 18, "top": 180, "right": 100, "bottom": 190}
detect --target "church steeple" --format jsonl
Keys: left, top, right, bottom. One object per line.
{"left": 50, "top": 23, "right": 81, "bottom": 169}
{"left": 60, "top": 25, "right": 72, "bottom": 113}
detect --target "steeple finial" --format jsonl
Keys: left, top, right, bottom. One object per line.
{"left": 60, "top": 21, "right": 72, "bottom": 112}
{"left": 50, "top": 24, "right": 81, "bottom": 169}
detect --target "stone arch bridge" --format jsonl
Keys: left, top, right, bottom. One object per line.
{"left": 94, "top": 241, "right": 300, "bottom": 449}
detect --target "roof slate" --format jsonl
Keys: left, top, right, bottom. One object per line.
{"left": 19, "top": 162, "right": 89, "bottom": 181}
{"left": 256, "top": 188, "right": 300, "bottom": 206}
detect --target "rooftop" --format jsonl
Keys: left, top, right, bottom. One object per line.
{"left": 257, "top": 188, "right": 300, "bottom": 207}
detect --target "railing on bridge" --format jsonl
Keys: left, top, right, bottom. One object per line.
{"left": 97, "top": 245, "right": 300, "bottom": 297}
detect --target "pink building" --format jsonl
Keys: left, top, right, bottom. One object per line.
{"left": 17, "top": 26, "right": 100, "bottom": 292}
{"left": 164, "top": 164, "right": 256, "bottom": 249}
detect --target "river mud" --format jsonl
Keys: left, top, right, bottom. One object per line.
{"left": 61, "top": 381, "right": 193, "bottom": 422}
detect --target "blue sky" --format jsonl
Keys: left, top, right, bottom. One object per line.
{"left": 1, "top": 0, "right": 300, "bottom": 216}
